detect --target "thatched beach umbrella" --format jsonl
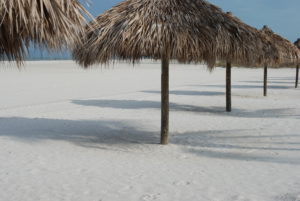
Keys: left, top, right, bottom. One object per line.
{"left": 259, "top": 26, "right": 300, "bottom": 96}
{"left": 73, "top": 0, "right": 265, "bottom": 144}
{"left": 222, "top": 12, "right": 275, "bottom": 112}
{"left": 0, "top": 0, "right": 91, "bottom": 63}
{"left": 294, "top": 39, "right": 300, "bottom": 88}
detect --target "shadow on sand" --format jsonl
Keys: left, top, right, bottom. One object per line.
{"left": 268, "top": 77, "right": 295, "bottom": 81}
{"left": 174, "top": 130, "right": 300, "bottom": 165}
{"left": 141, "top": 90, "right": 224, "bottom": 96}
{"left": 190, "top": 84, "right": 291, "bottom": 89}
{"left": 72, "top": 99, "right": 299, "bottom": 119}
{"left": 0, "top": 117, "right": 300, "bottom": 165}
{"left": 72, "top": 99, "right": 226, "bottom": 113}
{"left": 0, "top": 117, "right": 159, "bottom": 149}
{"left": 239, "top": 80, "right": 295, "bottom": 85}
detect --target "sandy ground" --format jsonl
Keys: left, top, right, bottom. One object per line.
{"left": 0, "top": 60, "right": 299, "bottom": 201}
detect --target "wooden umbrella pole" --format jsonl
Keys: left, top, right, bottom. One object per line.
{"left": 296, "top": 65, "right": 299, "bottom": 88}
{"left": 226, "top": 62, "right": 232, "bottom": 112}
{"left": 264, "top": 66, "right": 268, "bottom": 96}
{"left": 161, "top": 55, "right": 169, "bottom": 145}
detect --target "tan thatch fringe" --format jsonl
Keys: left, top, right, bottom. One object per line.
{"left": 0, "top": 0, "right": 92, "bottom": 64}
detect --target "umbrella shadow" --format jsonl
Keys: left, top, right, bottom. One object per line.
{"left": 185, "top": 148, "right": 300, "bottom": 165}
{"left": 1, "top": 117, "right": 299, "bottom": 165}
{"left": 174, "top": 130, "right": 300, "bottom": 151}
{"left": 240, "top": 81, "right": 295, "bottom": 85}
{"left": 191, "top": 84, "right": 291, "bottom": 89}
{"left": 141, "top": 90, "right": 225, "bottom": 96}
{"left": 0, "top": 117, "right": 159, "bottom": 152}
{"left": 72, "top": 99, "right": 225, "bottom": 113}
{"left": 72, "top": 99, "right": 299, "bottom": 119}
{"left": 172, "top": 130, "right": 300, "bottom": 165}
{"left": 268, "top": 77, "right": 294, "bottom": 81}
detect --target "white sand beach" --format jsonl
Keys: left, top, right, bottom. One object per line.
{"left": 0, "top": 60, "right": 299, "bottom": 201}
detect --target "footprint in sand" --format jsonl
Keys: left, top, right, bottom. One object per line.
{"left": 118, "top": 185, "right": 134, "bottom": 193}
{"left": 140, "top": 193, "right": 160, "bottom": 201}
{"left": 231, "top": 195, "right": 250, "bottom": 201}
{"left": 172, "top": 180, "right": 192, "bottom": 186}
{"left": 275, "top": 193, "right": 300, "bottom": 201}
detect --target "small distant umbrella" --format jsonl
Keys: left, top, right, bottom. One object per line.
{"left": 260, "top": 26, "right": 299, "bottom": 66}
{"left": 73, "top": 0, "right": 265, "bottom": 145}
{"left": 294, "top": 39, "right": 300, "bottom": 88}
{"left": 0, "top": 0, "right": 91, "bottom": 64}
{"left": 259, "top": 26, "right": 300, "bottom": 96}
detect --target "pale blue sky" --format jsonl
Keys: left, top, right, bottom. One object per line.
{"left": 86, "top": 0, "right": 300, "bottom": 42}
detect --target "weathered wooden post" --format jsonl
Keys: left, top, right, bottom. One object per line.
{"left": 296, "top": 65, "right": 299, "bottom": 88}
{"left": 161, "top": 55, "right": 169, "bottom": 145}
{"left": 264, "top": 66, "right": 268, "bottom": 96}
{"left": 226, "top": 62, "right": 232, "bottom": 112}
{"left": 294, "top": 38, "right": 300, "bottom": 88}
